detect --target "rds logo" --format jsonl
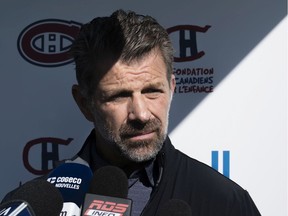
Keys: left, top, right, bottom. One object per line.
{"left": 17, "top": 19, "right": 82, "bottom": 67}
{"left": 84, "top": 200, "right": 129, "bottom": 216}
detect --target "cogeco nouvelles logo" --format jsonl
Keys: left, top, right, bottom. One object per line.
{"left": 47, "top": 176, "right": 82, "bottom": 190}
{"left": 17, "top": 19, "right": 82, "bottom": 67}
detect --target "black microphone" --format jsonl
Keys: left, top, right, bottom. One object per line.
{"left": 81, "top": 166, "right": 132, "bottom": 216}
{"left": 157, "top": 199, "right": 192, "bottom": 216}
{"left": 0, "top": 179, "right": 63, "bottom": 216}
{"left": 47, "top": 162, "right": 93, "bottom": 216}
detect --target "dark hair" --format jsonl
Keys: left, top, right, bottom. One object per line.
{"left": 70, "top": 9, "right": 174, "bottom": 98}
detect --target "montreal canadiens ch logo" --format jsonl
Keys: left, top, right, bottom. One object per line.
{"left": 17, "top": 19, "right": 82, "bottom": 67}
{"left": 167, "top": 25, "right": 211, "bottom": 62}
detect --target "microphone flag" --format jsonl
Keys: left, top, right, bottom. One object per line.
{"left": 82, "top": 194, "right": 132, "bottom": 216}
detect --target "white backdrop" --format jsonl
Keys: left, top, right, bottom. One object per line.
{"left": 0, "top": 0, "right": 287, "bottom": 215}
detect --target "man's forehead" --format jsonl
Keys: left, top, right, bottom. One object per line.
{"left": 100, "top": 55, "right": 166, "bottom": 81}
{"left": 98, "top": 75, "right": 167, "bottom": 93}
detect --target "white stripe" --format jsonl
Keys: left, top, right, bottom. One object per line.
{"left": 9, "top": 203, "right": 28, "bottom": 216}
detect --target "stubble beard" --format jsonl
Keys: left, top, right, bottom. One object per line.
{"left": 96, "top": 118, "right": 168, "bottom": 163}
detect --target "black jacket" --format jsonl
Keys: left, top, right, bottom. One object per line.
{"left": 75, "top": 132, "right": 261, "bottom": 216}
{"left": 2, "top": 133, "right": 261, "bottom": 216}
{"left": 140, "top": 137, "right": 261, "bottom": 216}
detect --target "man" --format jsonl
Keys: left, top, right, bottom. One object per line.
{"left": 3, "top": 9, "right": 261, "bottom": 216}
{"left": 69, "top": 9, "right": 261, "bottom": 216}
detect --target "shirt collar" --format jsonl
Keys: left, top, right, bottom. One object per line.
{"left": 128, "top": 158, "right": 156, "bottom": 187}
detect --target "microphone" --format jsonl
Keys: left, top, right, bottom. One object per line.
{"left": 47, "top": 162, "right": 93, "bottom": 216}
{"left": 0, "top": 200, "right": 35, "bottom": 216}
{"left": 0, "top": 179, "right": 63, "bottom": 216}
{"left": 157, "top": 199, "right": 192, "bottom": 216}
{"left": 81, "top": 166, "right": 132, "bottom": 216}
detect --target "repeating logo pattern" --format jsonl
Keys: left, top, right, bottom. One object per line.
{"left": 23, "top": 137, "right": 73, "bottom": 175}
{"left": 17, "top": 19, "right": 82, "bottom": 67}
{"left": 167, "top": 25, "right": 211, "bottom": 62}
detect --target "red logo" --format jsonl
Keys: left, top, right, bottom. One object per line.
{"left": 23, "top": 137, "right": 73, "bottom": 175}
{"left": 84, "top": 200, "right": 129, "bottom": 216}
{"left": 167, "top": 25, "right": 211, "bottom": 62}
{"left": 17, "top": 19, "right": 82, "bottom": 67}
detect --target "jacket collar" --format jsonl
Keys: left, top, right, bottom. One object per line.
{"left": 76, "top": 129, "right": 173, "bottom": 187}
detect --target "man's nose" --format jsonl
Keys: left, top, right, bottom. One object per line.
{"left": 128, "top": 94, "right": 151, "bottom": 123}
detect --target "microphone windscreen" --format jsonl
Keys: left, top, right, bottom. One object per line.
{"left": 157, "top": 199, "right": 192, "bottom": 216}
{"left": 47, "top": 162, "right": 93, "bottom": 207}
{"left": 89, "top": 166, "right": 128, "bottom": 198}
{"left": 10, "top": 179, "right": 63, "bottom": 216}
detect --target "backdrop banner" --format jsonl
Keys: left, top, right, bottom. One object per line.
{"left": 0, "top": 1, "right": 287, "bottom": 215}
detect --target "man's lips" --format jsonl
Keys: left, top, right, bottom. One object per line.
{"left": 122, "top": 131, "right": 155, "bottom": 141}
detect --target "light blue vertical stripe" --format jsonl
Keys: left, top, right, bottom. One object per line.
{"left": 211, "top": 151, "right": 219, "bottom": 171}
{"left": 223, "top": 151, "right": 230, "bottom": 178}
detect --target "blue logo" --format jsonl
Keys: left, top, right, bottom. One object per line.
{"left": 211, "top": 151, "right": 230, "bottom": 178}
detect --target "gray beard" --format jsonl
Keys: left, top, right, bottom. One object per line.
{"left": 97, "top": 118, "right": 167, "bottom": 162}
{"left": 115, "top": 131, "right": 165, "bottom": 162}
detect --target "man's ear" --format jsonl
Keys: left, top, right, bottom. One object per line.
{"left": 170, "top": 74, "right": 176, "bottom": 98}
{"left": 72, "top": 84, "right": 94, "bottom": 122}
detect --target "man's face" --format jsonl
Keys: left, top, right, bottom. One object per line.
{"left": 89, "top": 49, "right": 175, "bottom": 162}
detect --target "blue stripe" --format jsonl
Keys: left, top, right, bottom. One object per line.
{"left": 211, "top": 151, "right": 219, "bottom": 171}
{"left": 223, "top": 151, "right": 230, "bottom": 178}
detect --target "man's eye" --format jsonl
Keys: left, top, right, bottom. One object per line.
{"left": 143, "top": 89, "right": 163, "bottom": 97}
{"left": 144, "top": 88, "right": 162, "bottom": 93}
{"left": 108, "top": 92, "right": 130, "bottom": 101}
